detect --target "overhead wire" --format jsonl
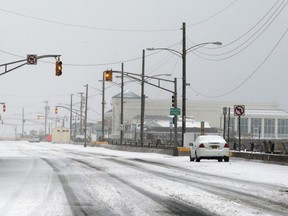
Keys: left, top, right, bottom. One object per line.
{"left": 0, "top": 0, "right": 239, "bottom": 33}
{"left": 0, "top": 8, "right": 179, "bottom": 32}
{"left": 189, "top": 27, "right": 288, "bottom": 98}
{"left": 187, "top": 0, "right": 238, "bottom": 27}
{"left": 188, "top": 0, "right": 288, "bottom": 61}
{"left": 193, "top": 0, "right": 283, "bottom": 49}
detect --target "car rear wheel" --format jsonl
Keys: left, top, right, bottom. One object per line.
{"left": 189, "top": 156, "right": 195, "bottom": 162}
{"left": 195, "top": 152, "right": 200, "bottom": 162}
{"left": 224, "top": 157, "right": 229, "bottom": 162}
{"left": 218, "top": 158, "right": 223, "bottom": 162}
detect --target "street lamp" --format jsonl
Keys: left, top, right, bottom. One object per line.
{"left": 147, "top": 22, "right": 222, "bottom": 145}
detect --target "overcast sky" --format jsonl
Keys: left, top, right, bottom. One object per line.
{"left": 0, "top": 0, "right": 287, "bottom": 136}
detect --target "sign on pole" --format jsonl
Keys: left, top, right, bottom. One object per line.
{"left": 200, "top": 121, "right": 205, "bottom": 135}
{"left": 234, "top": 105, "right": 245, "bottom": 151}
{"left": 234, "top": 105, "right": 245, "bottom": 116}
{"left": 170, "top": 108, "right": 181, "bottom": 116}
{"left": 27, "top": 54, "right": 38, "bottom": 65}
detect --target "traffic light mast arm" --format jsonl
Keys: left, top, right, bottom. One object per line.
{"left": 56, "top": 105, "right": 81, "bottom": 116}
{"left": 125, "top": 73, "right": 175, "bottom": 94}
{"left": 0, "top": 54, "right": 61, "bottom": 77}
{"left": 109, "top": 70, "right": 175, "bottom": 94}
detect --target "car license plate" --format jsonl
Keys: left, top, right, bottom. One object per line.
{"left": 211, "top": 145, "right": 218, "bottom": 149}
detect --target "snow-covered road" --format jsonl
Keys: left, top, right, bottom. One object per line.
{"left": 0, "top": 141, "right": 287, "bottom": 216}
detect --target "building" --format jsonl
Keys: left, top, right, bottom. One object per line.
{"left": 52, "top": 126, "right": 70, "bottom": 143}
{"left": 105, "top": 91, "right": 288, "bottom": 142}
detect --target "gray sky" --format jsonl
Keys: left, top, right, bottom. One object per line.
{"left": 0, "top": 0, "right": 287, "bottom": 136}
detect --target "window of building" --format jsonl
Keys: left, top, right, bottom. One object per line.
{"left": 251, "top": 118, "right": 261, "bottom": 138}
{"left": 264, "top": 119, "right": 275, "bottom": 138}
{"left": 228, "top": 117, "right": 235, "bottom": 133}
{"left": 239, "top": 118, "right": 248, "bottom": 137}
{"left": 278, "top": 119, "right": 288, "bottom": 138}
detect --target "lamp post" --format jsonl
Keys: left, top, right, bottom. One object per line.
{"left": 147, "top": 22, "right": 222, "bottom": 145}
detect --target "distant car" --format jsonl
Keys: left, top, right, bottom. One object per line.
{"left": 189, "top": 135, "right": 230, "bottom": 162}
{"left": 29, "top": 136, "right": 40, "bottom": 143}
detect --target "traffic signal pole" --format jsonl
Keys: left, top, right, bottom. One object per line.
{"left": 101, "top": 71, "right": 105, "bottom": 141}
{"left": 0, "top": 54, "right": 61, "bottom": 76}
{"left": 173, "top": 78, "right": 178, "bottom": 156}
{"left": 140, "top": 50, "right": 145, "bottom": 147}
{"left": 120, "top": 63, "right": 124, "bottom": 145}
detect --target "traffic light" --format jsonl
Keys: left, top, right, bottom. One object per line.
{"left": 172, "top": 95, "right": 175, "bottom": 107}
{"left": 2, "top": 104, "right": 6, "bottom": 112}
{"left": 55, "top": 107, "right": 58, "bottom": 114}
{"left": 56, "top": 61, "right": 62, "bottom": 76}
{"left": 105, "top": 70, "right": 113, "bottom": 81}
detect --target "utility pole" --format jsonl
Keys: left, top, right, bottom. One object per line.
{"left": 79, "top": 92, "right": 83, "bottom": 135}
{"left": 147, "top": 22, "right": 221, "bottom": 147}
{"left": 44, "top": 101, "right": 49, "bottom": 136}
{"left": 102, "top": 72, "right": 105, "bottom": 141}
{"left": 70, "top": 94, "right": 73, "bottom": 142}
{"left": 173, "top": 78, "right": 178, "bottom": 156}
{"left": 120, "top": 63, "right": 124, "bottom": 145}
{"left": 227, "top": 107, "right": 231, "bottom": 143}
{"left": 182, "top": 22, "right": 186, "bottom": 146}
{"left": 84, "top": 85, "right": 88, "bottom": 147}
{"left": 223, "top": 107, "right": 227, "bottom": 139}
{"left": 140, "top": 49, "right": 145, "bottom": 147}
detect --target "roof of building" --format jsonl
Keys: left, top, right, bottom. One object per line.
{"left": 112, "top": 91, "right": 141, "bottom": 99}
{"left": 230, "top": 109, "right": 288, "bottom": 117}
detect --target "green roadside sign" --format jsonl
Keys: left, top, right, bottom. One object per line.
{"left": 170, "top": 108, "right": 181, "bottom": 115}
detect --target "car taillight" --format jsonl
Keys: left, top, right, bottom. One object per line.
{"left": 224, "top": 143, "right": 229, "bottom": 148}
{"left": 199, "top": 143, "right": 205, "bottom": 148}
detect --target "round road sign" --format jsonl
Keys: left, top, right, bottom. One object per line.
{"left": 234, "top": 105, "right": 245, "bottom": 116}
{"left": 27, "top": 54, "right": 37, "bottom": 65}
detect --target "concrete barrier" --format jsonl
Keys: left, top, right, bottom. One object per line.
{"left": 231, "top": 151, "right": 288, "bottom": 164}
{"left": 91, "top": 143, "right": 174, "bottom": 155}
{"left": 88, "top": 143, "right": 288, "bottom": 164}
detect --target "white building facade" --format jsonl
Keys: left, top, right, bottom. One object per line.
{"left": 109, "top": 91, "right": 288, "bottom": 141}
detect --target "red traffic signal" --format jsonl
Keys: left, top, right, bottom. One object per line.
{"left": 105, "top": 70, "right": 113, "bottom": 81}
{"left": 56, "top": 61, "right": 62, "bottom": 76}
{"left": 2, "top": 104, "right": 6, "bottom": 112}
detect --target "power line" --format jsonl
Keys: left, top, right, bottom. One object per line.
{"left": 0, "top": 1, "right": 239, "bottom": 33}
{"left": 193, "top": 0, "right": 284, "bottom": 49}
{"left": 187, "top": 0, "right": 238, "bottom": 27}
{"left": 0, "top": 7, "right": 179, "bottom": 33}
{"left": 189, "top": 27, "right": 288, "bottom": 98}
{"left": 187, "top": 0, "right": 288, "bottom": 60}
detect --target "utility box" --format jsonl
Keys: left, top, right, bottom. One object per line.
{"left": 52, "top": 127, "right": 70, "bottom": 143}
{"left": 183, "top": 133, "right": 199, "bottom": 147}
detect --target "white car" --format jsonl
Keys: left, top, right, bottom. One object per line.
{"left": 29, "top": 136, "right": 40, "bottom": 143}
{"left": 189, "top": 135, "right": 230, "bottom": 162}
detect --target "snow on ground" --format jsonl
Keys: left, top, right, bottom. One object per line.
{"left": 0, "top": 141, "right": 287, "bottom": 216}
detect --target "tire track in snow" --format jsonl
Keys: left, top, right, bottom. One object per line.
{"left": 42, "top": 158, "right": 119, "bottom": 216}
{"left": 72, "top": 158, "right": 213, "bottom": 216}
{"left": 108, "top": 158, "right": 288, "bottom": 216}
